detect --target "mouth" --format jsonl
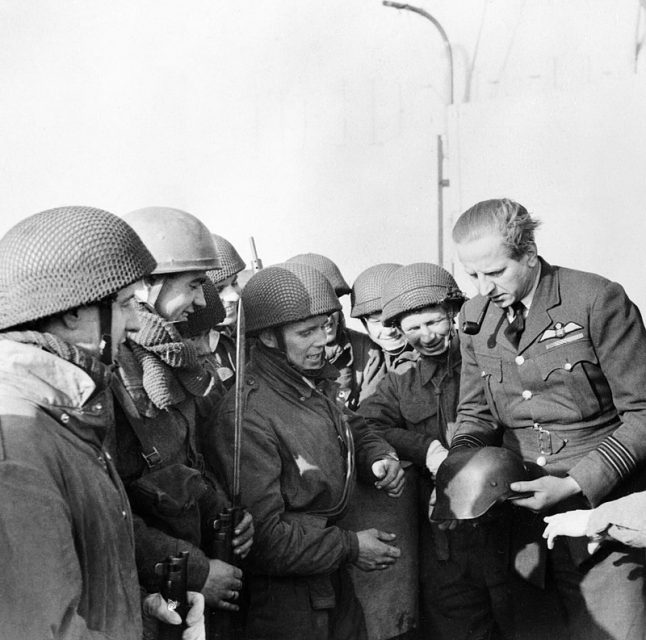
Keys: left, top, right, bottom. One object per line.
{"left": 419, "top": 339, "right": 447, "bottom": 354}
{"left": 305, "top": 352, "right": 323, "bottom": 364}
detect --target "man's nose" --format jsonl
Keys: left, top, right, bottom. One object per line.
{"left": 477, "top": 274, "right": 495, "bottom": 297}
{"left": 382, "top": 325, "right": 399, "bottom": 338}
{"left": 419, "top": 325, "right": 436, "bottom": 342}
{"left": 314, "top": 327, "right": 328, "bottom": 347}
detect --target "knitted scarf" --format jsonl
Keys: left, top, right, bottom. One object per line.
{"left": 0, "top": 330, "right": 111, "bottom": 390}
{"left": 118, "top": 301, "right": 213, "bottom": 414}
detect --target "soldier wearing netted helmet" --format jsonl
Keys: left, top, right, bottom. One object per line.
{"left": 110, "top": 206, "right": 254, "bottom": 629}
{"left": 0, "top": 206, "right": 205, "bottom": 638}
{"left": 285, "top": 252, "right": 376, "bottom": 408}
{"left": 204, "top": 234, "right": 247, "bottom": 389}
{"left": 357, "top": 263, "right": 515, "bottom": 639}
{"left": 349, "top": 263, "right": 417, "bottom": 404}
{"left": 204, "top": 261, "right": 406, "bottom": 640}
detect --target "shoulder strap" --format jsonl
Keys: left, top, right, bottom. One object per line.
{"left": 111, "top": 375, "right": 164, "bottom": 469}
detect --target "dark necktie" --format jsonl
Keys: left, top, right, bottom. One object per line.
{"left": 505, "top": 301, "right": 526, "bottom": 349}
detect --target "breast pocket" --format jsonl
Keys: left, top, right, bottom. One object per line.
{"left": 475, "top": 352, "right": 504, "bottom": 423}
{"left": 535, "top": 338, "right": 602, "bottom": 419}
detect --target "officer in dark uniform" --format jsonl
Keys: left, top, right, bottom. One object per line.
{"left": 449, "top": 198, "right": 646, "bottom": 640}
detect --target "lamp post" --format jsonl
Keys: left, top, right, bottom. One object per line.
{"left": 383, "top": 1, "right": 454, "bottom": 266}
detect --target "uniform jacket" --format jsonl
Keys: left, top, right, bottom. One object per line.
{"left": 454, "top": 258, "right": 646, "bottom": 507}
{"left": 111, "top": 341, "right": 224, "bottom": 592}
{"left": 209, "top": 342, "right": 396, "bottom": 579}
{"left": 358, "top": 340, "right": 461, "bottom": 466}
{"left": 0, "top": 340, "right": 142, "bottom": 639}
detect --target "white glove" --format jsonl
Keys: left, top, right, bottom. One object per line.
{"left": 425, "top": 440, "right": 448, "bottom": 476}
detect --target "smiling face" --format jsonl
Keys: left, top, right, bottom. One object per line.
{"left": 280, "top": 314, "right": 329, "bottom": 371}
{"left": 216, "top": 274, "right": 242, "bottom": 326}
{"left": 363, "top": 312, "right": 406, "bottom": 353}
{"left": 323, "top": 310, "right": 341, "bottom": 345}
{"left": 399, "top": 306, "right": 452, "bottom": 357}
{"left": 456, "top": 232, "right": 539, "bottom": 310}
{"left": 154, "top": 271, "right": 207, "bottom": 322}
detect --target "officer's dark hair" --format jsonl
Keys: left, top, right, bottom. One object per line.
{"left": 452, "top": 198, "right": 541, "bottom": 260}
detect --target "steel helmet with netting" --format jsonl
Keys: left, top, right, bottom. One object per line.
{"left": 431, "top": 447, "right": 529, "bottom": 521}
{"left": 123, "top": 206, "right": 220, "bottom": 274}
{"left": 381, "top": 262, "right": 467, "bottom": 327}
{"left": 208, "top": 234, "right": 246, "bottom": 285}
{"left": 285, "top": 253, "right": 351, "bottom": 297}
{"left": 243, "top": 262, "right": 341, "bottom": 335}
{"left": 350, "top": 263, "right": 402, "bottom": 318}
{"left": 0, "top": 206, "right": 156, "bottom": 331}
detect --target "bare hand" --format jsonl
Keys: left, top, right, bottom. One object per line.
{"left": 542, "top": 510, "right": 592, "bottom": 549}
{"left": 509, "top": 476, "right": 581, "bottom": 512}
{"left": 354, "top": 528, "right": 401, "bottom": 571}
{"left": 203, "top": 559, "right": 243, "bottom": 611}
{"left": 371, "top": 458, "right": 405, "bottom": 498}
{"left": 142, "top": 591, "right": 205, "bottom": 640}
{"left": 233, "top": 510, "right": 254, "bottom": 559}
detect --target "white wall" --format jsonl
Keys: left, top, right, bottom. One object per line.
{"left": 448, "top": 80, "right": 646, "bottom": 314}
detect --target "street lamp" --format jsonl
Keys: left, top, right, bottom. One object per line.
{"left": 383, "top": 1, "right": 454, "bottom": 266}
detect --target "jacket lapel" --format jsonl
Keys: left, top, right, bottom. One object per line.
{"left": 518, "top": 258, "right": 561, "bottom": 353}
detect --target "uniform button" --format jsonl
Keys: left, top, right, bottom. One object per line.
{"left": 536, "top": 456, "right": 547, "bottom": 467}
{"left": 60, "top": 413, "right": 70, "bottom": 423}
{"left": 122, "top": 510, "right": 127, "bottom": 518}
{"left": 299, "top": 396, "right": 306, "bottom": 402}
{"left": 564, "top": 363, "right": 572, "bottom": 371}
{"left": 515, "top": 355, "right": 525, "bottom": 365}
{"left": 105, "top": 452, "right": 112, "bottom": 461}
{"left": 522, "top": 390, "right": 533, "bottom": 400}
{"left": 94, "top": 403, "right": 103, "bottom": 411}
{"left": 481, "top": 371, "right": 487, "bottom": 377}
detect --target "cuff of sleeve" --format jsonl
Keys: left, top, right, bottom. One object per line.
{"left": 569, "top": 452, "right": 621, "bottom": 508}
{"left": 187, "top": 549, "right": 211, "bottom": 591}
{"left": 450, "top": 434, "right": 487, "bottom": 450}
{"left": 346, "top": 531, "right": 360, "bottom": 563}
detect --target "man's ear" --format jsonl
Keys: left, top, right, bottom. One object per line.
{"left": 59, "top": 308, "right": 82, "bottom": 330}
{"left": 258, "top": 329, "right": 278, "bottom": 349}
{"left": 526, "top": 242, "right": 539, "bottom": 267}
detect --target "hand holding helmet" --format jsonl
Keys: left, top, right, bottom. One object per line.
{"left": 430, "top": 447, "right": 529, "bottom": 525}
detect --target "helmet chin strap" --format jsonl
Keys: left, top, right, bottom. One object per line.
{"left": 98, "top": 304, "right": 113, "bottom": 366}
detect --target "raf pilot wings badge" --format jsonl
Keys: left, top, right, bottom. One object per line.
{"left": 539, "top": 321, "right": 584, "bottom": 344}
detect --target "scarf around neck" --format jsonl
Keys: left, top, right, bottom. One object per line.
{"left": 118, "top": 301, "right": 213, "bottom": 413}
{"left": 0, "top": 330, "right": 111, "bottom": 391}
